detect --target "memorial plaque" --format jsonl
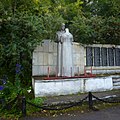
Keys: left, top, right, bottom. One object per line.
{"left": 108, "top": 48, "right": 114, "bottom": 66}
{"left": 115, "top": 48, "right": 120, "bottom": 66}
{"left": 101, "top": 48, "right": 107, "bottom": 66}
{"left": 86, "top": 47, "right": 93, "bottom": 66}
{"left": 94, "top": 47, "right": 100, "bottom": 66}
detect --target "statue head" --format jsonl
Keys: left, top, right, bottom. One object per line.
{"left": 61, "top": 23, "right": 65, "bottom": 31}
{"left": 65, "top": 28, "right": 69, "bottom": 33}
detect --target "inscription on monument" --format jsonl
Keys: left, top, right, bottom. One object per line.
{"left": 115, "top": 48, "right": 120, "bottom": 66}
{"left": 94, "top": 47, "right": 100, "bottom": 66}
{"left": 86, "top": 47, "right": 93, "bottom": 66}
{"left": 108, "top": 48, "right": 114, "bottom": 66}
{"left": 101, "top": 48, "right": 107, "bottom": 66}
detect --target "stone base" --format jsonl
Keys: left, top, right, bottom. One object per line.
{"left": 32, "top": 76, "right": 114, "bottom": 97}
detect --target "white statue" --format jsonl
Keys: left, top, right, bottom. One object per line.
{"left": 56, "top": 23, "right": 65, "bottom": 76}
{"left": 56, "top": 24, "right": 74, "bottom": 77}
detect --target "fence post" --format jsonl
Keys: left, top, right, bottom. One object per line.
{"left": 90, "top": 66, "right": 92, "bottom": 75}
{"left": 71, "top": 67, "right": 72, "bottom": 77}
{"left": 22, "top": 96, "right": 26, "bottom": 117}
{"left": 47, "top": 66, "right": 50, "bottom": 78}
{"left": 56, "top": 66, "right": 58, "bottom": 77}
{"left": 62, "top": 67, "right": 64, "bottom": 77}
{"left": 88, "top": 92, "right": 93, "bottom": 109}
{"left": 78, "top": 67, "right": 80, "bottom": 76}
{"left": 84, "top": 66, "right": 87, "bottom": 76}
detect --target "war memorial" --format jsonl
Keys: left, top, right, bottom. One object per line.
{"left": 32, "top": 24, "right": 120, "bottom": 97}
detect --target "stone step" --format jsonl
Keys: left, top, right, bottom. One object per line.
{"left": 112, "top": 79, "right": 120, "bottom": 82}
{"left": 112, "top": 76, "right": 120, "bottom": 89}
{"left": 113, "top": 81, "right": 120, "bottom": 84}
{"left": 113, "top": 82, "right": 120, "bottom": 86}
{"left": 113, "top": 86, "right": 120, "bottom": 89}
{"left": 112, "top": 78, "right": 120, "bottom": 80}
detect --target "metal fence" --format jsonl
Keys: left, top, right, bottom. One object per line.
{"left": 0, "top": 92, "right": 120, "bottom": 117}
{"left": 21, "top": 92, "right": 120, "bottom": 117}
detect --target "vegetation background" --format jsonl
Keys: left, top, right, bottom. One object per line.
{"left": 0, "top": 0, "right": 120, "bottom": 118}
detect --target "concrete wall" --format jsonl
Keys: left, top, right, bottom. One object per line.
{"left": 32, "top": 40, "right": 120, "bottom": 76}
{"left": 32, "top": 41, "right": 120, "bottom": 97}
{"left": 32, "top": 40, "right": 85, "bottom": 76}
{"left": 32, "top": 40, "right": 57, "bottom": 76}
{"left": 73, "top": 43, "right": 85, "bottom": 74}
{"left": 34, "top": 76, "right": 113, "bottom": 97}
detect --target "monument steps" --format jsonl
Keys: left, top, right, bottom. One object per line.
{"left": 112, "top": 77, "right": 120, "bottom": 89}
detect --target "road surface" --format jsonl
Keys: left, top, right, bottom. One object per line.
{"left": 21, "top": 105, "right": 120, "bottom": 120}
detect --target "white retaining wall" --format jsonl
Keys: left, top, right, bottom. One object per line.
{"left": 33, "top": 77, "right": 113, "bottom": 97}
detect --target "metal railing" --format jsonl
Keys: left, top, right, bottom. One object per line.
{"left": 1, "top": 91, "right": 119, "bottom": 117}
{"left": 21, "top": 92, "right": 120, "bottom": 117}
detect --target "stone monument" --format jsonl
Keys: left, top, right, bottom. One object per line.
{"left": 56, "top": 24, "right": 74, "bottom": 76}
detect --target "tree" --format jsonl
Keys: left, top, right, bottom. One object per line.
{"left": 0, "top": 0, "right": 65, "bottom": 85}
{"left": 70, "top": 0, "right": 120, "bottom": 44}
{"left": 82, "top": 0, "right": 120, "bottom": 17}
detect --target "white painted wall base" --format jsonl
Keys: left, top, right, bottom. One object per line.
{"left": 33, "top": 76, "right": 113, "bottom": 97}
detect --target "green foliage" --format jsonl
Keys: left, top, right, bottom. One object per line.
{"left": 70, "top": 15, "right": 120, "bottom": 44}
{"left": 0, "top": 0, "right": 80, "bottom": 86}
{"left": 56, "top": 0, "right": 83, "bottom": 21}
{"left": 29, "top": 97, "right": 44, "bottom": 106}
{"left": 70, "top": 0, "right": 120, "bottom": 44}
{"left": 0, "top": 15, "right": 41, "bottom": 84}
{"left": 82, "top": 0, "right": 120, "bottom": 17}
{"left": 0, "top": 76, "right": 37, "bottom": 119}
{"left": 101, "top": 16, "right": 120, "bottom": 44}
{"left": 0, "top": 78, "right": 44, "bottom": 119}
{"left": 42, "top": 13, "right": 65, "bottom": 40}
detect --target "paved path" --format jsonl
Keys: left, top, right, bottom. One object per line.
{"left": 21, "top": 105, "right": 120, "bottom": 120}
{"left": 43, "top": 90, "right": 120, "bottom": 106}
